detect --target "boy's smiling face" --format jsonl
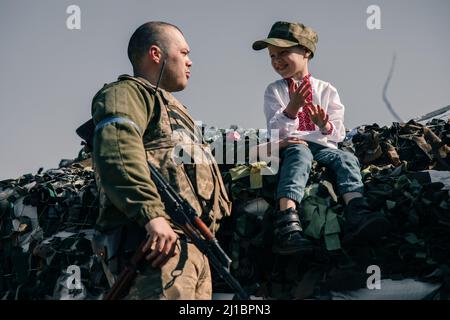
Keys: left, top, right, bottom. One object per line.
{"left": 268, "top": 44, "right": 309, "bottom": 80}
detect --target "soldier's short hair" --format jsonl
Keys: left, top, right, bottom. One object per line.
{"left": 128, "top": 21, "right": 182, "bottom": 69}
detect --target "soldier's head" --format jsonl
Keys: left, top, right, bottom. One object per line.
{"left": 128, "top": 21, "right": 192, "bottom": 92}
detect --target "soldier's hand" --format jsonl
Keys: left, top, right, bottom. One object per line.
{"left": 143, "top": 217, "right": 179, "bottom": 268}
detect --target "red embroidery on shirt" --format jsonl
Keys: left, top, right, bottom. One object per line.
{"left": 285, "top": 74, "right": 315, "bottom": 131}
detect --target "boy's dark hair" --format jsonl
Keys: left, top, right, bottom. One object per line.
{"left": 127, "top": 21, "right": 182, "bottom": 70}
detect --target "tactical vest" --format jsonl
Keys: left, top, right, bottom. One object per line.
{"left": 118, "top": 75, "right": 231, "bottom": 233}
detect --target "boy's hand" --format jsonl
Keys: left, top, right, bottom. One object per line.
{"left": 279, "top": 136, "right": 308, "bottom": 150}
{"left": 305, "top": 104, "right": 330, "bottom": 131}
{"left": 286, "top": 78, "right": 312, "bottom": 115}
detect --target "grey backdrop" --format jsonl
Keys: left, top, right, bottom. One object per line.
{"left": 1, "top": 0, "right": 449, "bottom": 179}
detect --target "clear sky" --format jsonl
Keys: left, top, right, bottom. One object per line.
{"left": 1, "top": 0, "right": 449, "bottom": 180}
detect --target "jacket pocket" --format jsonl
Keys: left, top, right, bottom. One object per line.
{"left": 193, "top": 163, "right": 214, "bottom": 201}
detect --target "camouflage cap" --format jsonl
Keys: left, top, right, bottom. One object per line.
{"left": 252, "top": 21, "right": 318, "bottom": 58}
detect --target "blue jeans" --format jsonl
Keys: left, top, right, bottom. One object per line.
{"left": 276, "top": 142, "right": 364, "bottom": 204}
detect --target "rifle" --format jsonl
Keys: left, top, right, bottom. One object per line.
{"left": 146, "top": 161, "right": 250, "bottom": 300}
{"left": 103, "top": 161, "right": 249, "bottom": 300}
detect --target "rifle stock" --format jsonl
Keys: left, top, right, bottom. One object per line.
{"left": 103, "top": 239, "right": 147, "bottom": 300}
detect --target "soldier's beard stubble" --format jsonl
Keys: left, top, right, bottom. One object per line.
{"left": 160, "top": 69, "right": 188, "bottom": 92}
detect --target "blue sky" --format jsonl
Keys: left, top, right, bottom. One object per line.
{"left": 1, "top": 0, "right": 449, "bottom": 179}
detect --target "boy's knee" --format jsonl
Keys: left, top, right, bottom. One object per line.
{"left": 340, "top": 150, "right": 360, "bottom": 167}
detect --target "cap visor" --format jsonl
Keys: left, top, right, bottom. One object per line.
{"left": 252, "top": 38, "right": 298, "bottom": 50}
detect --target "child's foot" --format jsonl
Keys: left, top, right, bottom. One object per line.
{"left": 272, "top": 207, "right": 314, "bottom": 255}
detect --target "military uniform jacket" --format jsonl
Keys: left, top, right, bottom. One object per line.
{"left": 91, "top": 75, "right": 231, "bottom": 233}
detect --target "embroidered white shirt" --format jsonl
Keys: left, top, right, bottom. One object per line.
{"left": 264, "top": 76, "right": 346, "bottom": 149}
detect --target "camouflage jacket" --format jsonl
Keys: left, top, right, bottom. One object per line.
{"left": 91, "top": 75, "right": 231, "bottom": 233}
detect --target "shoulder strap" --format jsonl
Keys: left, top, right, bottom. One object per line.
{"left": 78, "top": 75, "right": 160, "bottom": 148}
{"left": 118, "top": 74, "right": 157, "bottom": 95}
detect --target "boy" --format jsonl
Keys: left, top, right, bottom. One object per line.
{"left": 253, "top": 21, "right": 390, "bottom": 254}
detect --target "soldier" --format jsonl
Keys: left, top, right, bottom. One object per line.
{"left": 91, "top": 21, "right": 231, "bottom": 299}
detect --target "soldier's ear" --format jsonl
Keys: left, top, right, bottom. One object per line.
{"left": 149, "top": 45, "right": 163, "bottom": 63}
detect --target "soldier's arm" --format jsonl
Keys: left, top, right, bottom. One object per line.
{"left": 91, "top": 82, "right": 169, "bottom": 227}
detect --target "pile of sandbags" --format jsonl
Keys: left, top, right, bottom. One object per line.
{"left": 0, "top": 162, "right": 105, "bottom": 299}
{"left": 1, "top": 117, "right": 449, "bottom": 300}
{"left": 213, "top": 118, "right": 450, "bottom": 299}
